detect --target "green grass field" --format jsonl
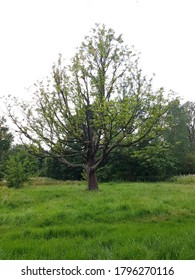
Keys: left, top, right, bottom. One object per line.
{"left": 0, "top": 179, "right": 195, "bottom": 260}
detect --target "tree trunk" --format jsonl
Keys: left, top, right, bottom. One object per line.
{"left": 87, "top": 168, "right": 98, "bottom": 191}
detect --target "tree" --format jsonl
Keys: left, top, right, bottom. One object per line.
{"left": 5, "top": 154, "right": 29, "bottom": 188}
{"left": 9, "top": 144, "right": 41, "bottom": 175}
{"left": 0, "top": 116, "right": 13, "bottom": 180}
{"left": 182, "top": 101, "right": 195, "bottom": 151}
{"left": 97, "top": 139, "right": 176, "bottom": 182}
{"left": 5, "top": 144, "right": 40, "bottom": 188}
{"left": 5, "top": 24, "right": 177, "bottom": 190}
{"left": 180, "top": 102, "right": 195, "bottom": 174}
{"left": 44, "top": 156, "right": 82, "bottom": 180}
{"left": 164, "top": 101, "right": 195, "bottom": 175}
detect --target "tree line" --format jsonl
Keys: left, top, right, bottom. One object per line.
{"left": 1, "top": 24, "right": 195, "bottom": 189}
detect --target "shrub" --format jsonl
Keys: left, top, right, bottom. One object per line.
{"left": 5, "top": 154, "right": 31, "bottom": 188}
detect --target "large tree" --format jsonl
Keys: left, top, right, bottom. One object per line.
{"left": 5, "top": 24, "right": 176, "bottom": 190}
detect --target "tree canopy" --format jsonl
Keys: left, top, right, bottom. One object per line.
{"left": 5, "top": 24, "right": 177, "bottom": 190}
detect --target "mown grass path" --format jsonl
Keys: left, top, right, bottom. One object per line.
{"left": 0, "top": 182, "right": 195, "bottom": 259}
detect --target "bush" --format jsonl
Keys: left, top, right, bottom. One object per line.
{"left": 5, "top": 154, "right": 31, "bottom": 188}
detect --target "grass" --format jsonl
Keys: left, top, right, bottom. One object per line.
{"left": 170, "top": 174, "right": 195, "bottom": 184}
{"left": 0, "top": 179, "right": 195, "bottom": 259}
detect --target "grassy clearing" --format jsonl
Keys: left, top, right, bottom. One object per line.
{"left": 0, "top": 180, "right": 195, "bottom": 260}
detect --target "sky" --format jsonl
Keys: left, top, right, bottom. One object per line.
{"left": 0, "top": 0, "right": 195, "bottom": 109}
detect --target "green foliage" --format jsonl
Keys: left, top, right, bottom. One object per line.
{"left": 164, "top": 101, "right": 195, "bottom": 175}
{"left": 5, "top": 145, "right": 40, "bottom": 188}
{"left": 132, "top": 142, "right": 176, "bottom": 181}
{"left": 182, "top": 152, "right": 195, "bottom": 174}
{"left": 0, "top": 182, "right": 195, "bottom": 259}
{"left": 0, "top": 117, "right": 13, "bottom": 180}
{"left": 43, "top": 156, "right": 82, "bottom": 181}
{"left": 182, "top": 101, "right": 195, "bottom": 150}
{"left": 164, "top": 103, "right": 189, "bottom": 173}
{"left": 9, "top": 145, "right": 40, "bottom": 173}
{"left": 5, "top": 154, "right": 30, "bottom": 188}
{"left": 5, "top": 24, "right": 177, "bottom": 190}
{"left": 98, "top": 141, "right": 176, "bottom": 182}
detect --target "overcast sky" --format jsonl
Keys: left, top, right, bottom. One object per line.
{"left": 0, "top": 0, "right": 195, "bottom": 108}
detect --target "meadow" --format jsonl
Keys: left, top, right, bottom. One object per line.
{"left": 0, "top": 178, "right": 195, "bottom": 260}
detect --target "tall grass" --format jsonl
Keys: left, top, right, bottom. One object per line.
{"left": 0, "top": 180, "right": 195, "bottom": 259}
{"left": 169, "top": 174, "right": 195, "bottom": 184}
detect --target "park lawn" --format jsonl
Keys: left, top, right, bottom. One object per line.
{"left": 0, "top": 181, "right": 195, "bottom": 260}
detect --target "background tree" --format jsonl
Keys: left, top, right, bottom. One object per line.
{"left": 180, "top": 101, "right": 195, "bottom": 173}
{"left": 0, "top": 116, "right": 13, "bottom": 180}
{"left": 6, "top": 24, "right": 177, "bottom": 190}
{"left": 97, "top": 138, "right": 176, "bottom": 182}
{"left": 182, "top": 101, "right": 195, "bottom": 151}
{"left": 44, "top": 156, "right": 82, "bottom": 181}
{"left": 163, "top": 101, "right": 195, "bottom": 175}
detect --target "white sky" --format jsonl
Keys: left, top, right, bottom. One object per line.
{"left": 0, "top": 0, "right": 195, "bottom": 109}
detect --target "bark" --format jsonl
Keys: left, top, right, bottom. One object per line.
{"left": 87, "top": 168, "right": 98, "bottom": 191}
